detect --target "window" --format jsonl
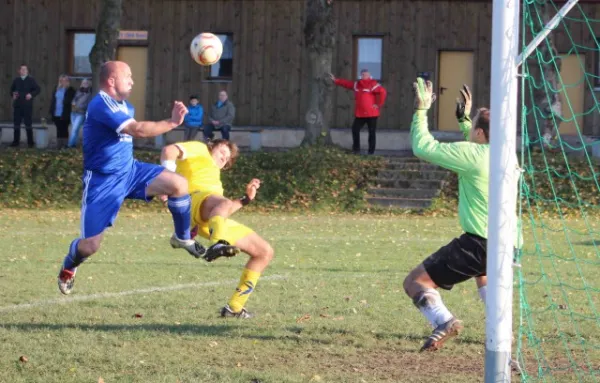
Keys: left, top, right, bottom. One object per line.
{"left": 69, "top": 32, "right": 96, "bottom": 76}
{"left": 354, "top": 36, "right": 383, "bottom": 80}
{"left": 209, "top": 33, "right": 233, "bottom": 80}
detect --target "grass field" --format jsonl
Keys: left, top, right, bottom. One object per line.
{"left": 0, "top": 209, "right": 598, "bottom": 382}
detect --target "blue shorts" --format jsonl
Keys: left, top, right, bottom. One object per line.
{"left": 80, "top": 160, "right": 164, "bottom": 238}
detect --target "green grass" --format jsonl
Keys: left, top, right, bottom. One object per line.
{"left": 0, "top": 210, "right": 598, "bottom": 382}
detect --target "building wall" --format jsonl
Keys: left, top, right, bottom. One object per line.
{"left": 2, "top": 0, "right": 599, "bottom": 134}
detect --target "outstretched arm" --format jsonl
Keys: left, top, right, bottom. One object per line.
{"left": 225, "top": 178, "right": 261, "bottom": 216}
{"left": 328, "top": 73, "right": 354, "bottom": 90}
{"left": 411, "top": 78, "right": 475, "bottom": 174}
{"left": 121, "top": 101, "right": 188, "bottom": 138}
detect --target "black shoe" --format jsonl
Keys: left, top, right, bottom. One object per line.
{"left": 9, "top": 142, "right": 19, "bottom": 147}
{"left": 169, "top": 234, "right": 206, "bottom": 259}
{"left": 220, "top": 305, "right": 253, "bottom": 319}
{"left": 203, "top": 240, "right": 240, "bottom": 262}
{"left": 420, "top": 317, "right": 464, "bottom": 352}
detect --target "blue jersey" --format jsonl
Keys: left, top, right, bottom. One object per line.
{"left": 83, "top": 91, "right": 136, "bottom": 174}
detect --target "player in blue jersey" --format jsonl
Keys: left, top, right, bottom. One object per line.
{"left": 57, "top": 61, "right": 229, "bottom": 295}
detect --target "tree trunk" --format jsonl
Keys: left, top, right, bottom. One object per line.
{"left": 302, "top": 0, "right": 336, "bottom": 146}
{"left": 89, "top": 0, "right": 123, "bottom": 96}
{"left": 528, "top": 1, "right": 562, "bottom": 148}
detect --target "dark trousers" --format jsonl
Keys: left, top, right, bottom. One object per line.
{"left": 203, "top": 124, "right": 231, "bottom": 141}
{"left": 351, "top": 117, "right": 378, "bottom": 154}
{"left": 184, "top": 125, "right": 201, "bottom": 141}
{"left": 53, "top": 117, "right": 70, "bottom": 139}
{"left": 13, "top": 106, "right": 34, "bottom": 146}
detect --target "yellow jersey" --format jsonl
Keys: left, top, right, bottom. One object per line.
{"left": 174, "top": 141, "right": 224, "bottom": 195}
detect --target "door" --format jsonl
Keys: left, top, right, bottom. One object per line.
{"left": 117, "top": 46, "right": 148, "bottom": 121}
{"left": 437, "top": 51, "right": 474, "bottom": 131}
{"left": 558, "top": 54, "right": 585, "bottom": 136}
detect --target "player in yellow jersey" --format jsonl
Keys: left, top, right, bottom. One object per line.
{"left": 160, "top": 139, "right": 274, "bottom": 318}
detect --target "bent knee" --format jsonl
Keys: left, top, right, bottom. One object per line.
{"left": 403, "top": 273, "right": 414, "bottom": 295}
{"left": 247, "top": 241, "right": 274, "bottom": 263}
{"left": 80, "top": 237, "right": 102, "bottom": 256}
{"left": 170, "top": 174, "right": 189, "bottom": 196}
{"left": 262, "top": 243, "right": 275, "bottom": 262}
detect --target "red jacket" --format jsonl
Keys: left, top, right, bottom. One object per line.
{"left": 334, "top": 78, "right": 387, "bottom": 118}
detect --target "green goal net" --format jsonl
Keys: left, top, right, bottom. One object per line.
{"left": 517, "top": 0, "right": 600, "bottom": 381}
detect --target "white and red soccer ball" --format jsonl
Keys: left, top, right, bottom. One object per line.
{"left": 190, "top": 33, "right": 223, "bottom": 66}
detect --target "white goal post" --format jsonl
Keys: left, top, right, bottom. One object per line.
{"left": 485, "top": 0, "right": 580, "bottom": 382}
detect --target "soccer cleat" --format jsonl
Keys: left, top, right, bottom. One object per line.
{"left": 58, "top": 267, "right": 77, "bottom": 295}
{"left": 203, "top": 240, "right": 240, "bottom": 262}
{"left": 420, "top": 317, "right": 464, "bottom": 352}
{"left": 170, "top": 234, "right": 206, "bottom": 259}
{"left": 220, "top": 305, "right": 253, "bottom": 319}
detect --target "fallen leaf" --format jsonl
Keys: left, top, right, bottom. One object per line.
{"left": 319, "top": 313, "right": 330, "bottom": 318}
{"left": 209, "top": 341, "right": 218, "bottom": 348}
{"left": 133, "top": 313, "right": 143, "bottom": 318}
{"left": 98, "top": 378, "right": 105, "bottom": 383}
{"left": 19, "top": 355, "right": 28, "bottom": 363}
{"left": 332, "top": 316, "right": 344, "bottom": 321}
{"left": 310, "top": 375, "right": 323, "bottom": 382}
{"left": 296, "top": 314, "right": 311, "bottom": 323}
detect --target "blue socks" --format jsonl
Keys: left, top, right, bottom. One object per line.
{"left": 168, "top": 195, "right": 192, "bottom": 240}
{"left": 63, "top": 238, "right": 87, "bottom": 270}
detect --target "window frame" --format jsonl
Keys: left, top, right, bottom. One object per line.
{"left": 352, "top": 34, "right": 385, "bottom": 82}
{"left": 206, "top": 32, "right": 234, "bottom": 82}
{"left": 67, "top": 29, "right": 96, "bottom": 77}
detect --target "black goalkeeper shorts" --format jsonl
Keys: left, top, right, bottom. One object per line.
{"left": 423, "top": 232, "right": 487, "bottom": 290}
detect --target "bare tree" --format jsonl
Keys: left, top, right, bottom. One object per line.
{"left": 89, "top": 0, "right": 123, "bottom": 95}
{"left": 527, "top": 1, "right": 562, "bottom": 148}
{"left": 302, "top": 0, "right": 336, "bottom": 146}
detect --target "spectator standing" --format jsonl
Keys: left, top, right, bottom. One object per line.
{"left": 329, "top": 69, "right": 387, "bottom": 155}
{"left": 49, "top": 74, "right": 76, "bottom": 149}
{"left": 68, "top": 78, "right": 93, "bottom": 148}
{"left": 9, "top": 64, "right": 41, "bottom": 148}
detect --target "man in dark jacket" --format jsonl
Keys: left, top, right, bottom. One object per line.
{"left": 9, "top": 65, "right": 41, "bottom": 147}
{"left": 203, "top": 91, "right": 235, "bottom": 141}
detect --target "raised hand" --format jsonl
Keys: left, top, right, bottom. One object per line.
{"left": 455, "top": 84, "right": 472, "bottom": 122}
{"left": 170, "top": 101, "right": 188, "bottom": 126}
{"left": 245, "top": 178, "right": 261, "bottom": 200}
{"left": 413, "top": 77, "right": 435, "bottom": 111}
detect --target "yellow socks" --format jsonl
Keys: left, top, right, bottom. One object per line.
{"left": 208, "top": 215, "right": 226, "bottom": 244}
{"left": 228, "top": 268, "right": 261, "bottom": 313}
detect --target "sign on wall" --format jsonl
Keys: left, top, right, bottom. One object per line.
{"left": 118, "top": 30, "right": 148, "bottom": 40}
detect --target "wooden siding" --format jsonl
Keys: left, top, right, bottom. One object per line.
{"left": 1, "top": 0, "right": 599, "bottom": 134}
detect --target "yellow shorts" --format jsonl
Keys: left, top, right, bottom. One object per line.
{"left": 190, "top": 190, "right": 254, "bottom": 245}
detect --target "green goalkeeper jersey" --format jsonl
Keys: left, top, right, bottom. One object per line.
{"left": 410, "top": 110, "right": 490, "bottom": 239}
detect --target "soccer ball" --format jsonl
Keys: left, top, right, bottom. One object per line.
{"left": 190, "top": 33, "right": 223, "bottom": 66}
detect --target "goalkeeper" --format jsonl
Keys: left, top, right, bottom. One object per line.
{"left": 160, "top": 139, "right": 274, "bottom": 319}
{"left": 403, "top": 78, "right": 495, "bottom": 352}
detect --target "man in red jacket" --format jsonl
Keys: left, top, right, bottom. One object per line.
{"left": 329, "top": 69, "right": 387, "bottom": 154}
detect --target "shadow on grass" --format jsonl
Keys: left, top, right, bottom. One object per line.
{"left": 573, "top": 240, "right": 600, "bottom": 247}
{"left": 1, "top": 322, "right": 483, "bottom": 347}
